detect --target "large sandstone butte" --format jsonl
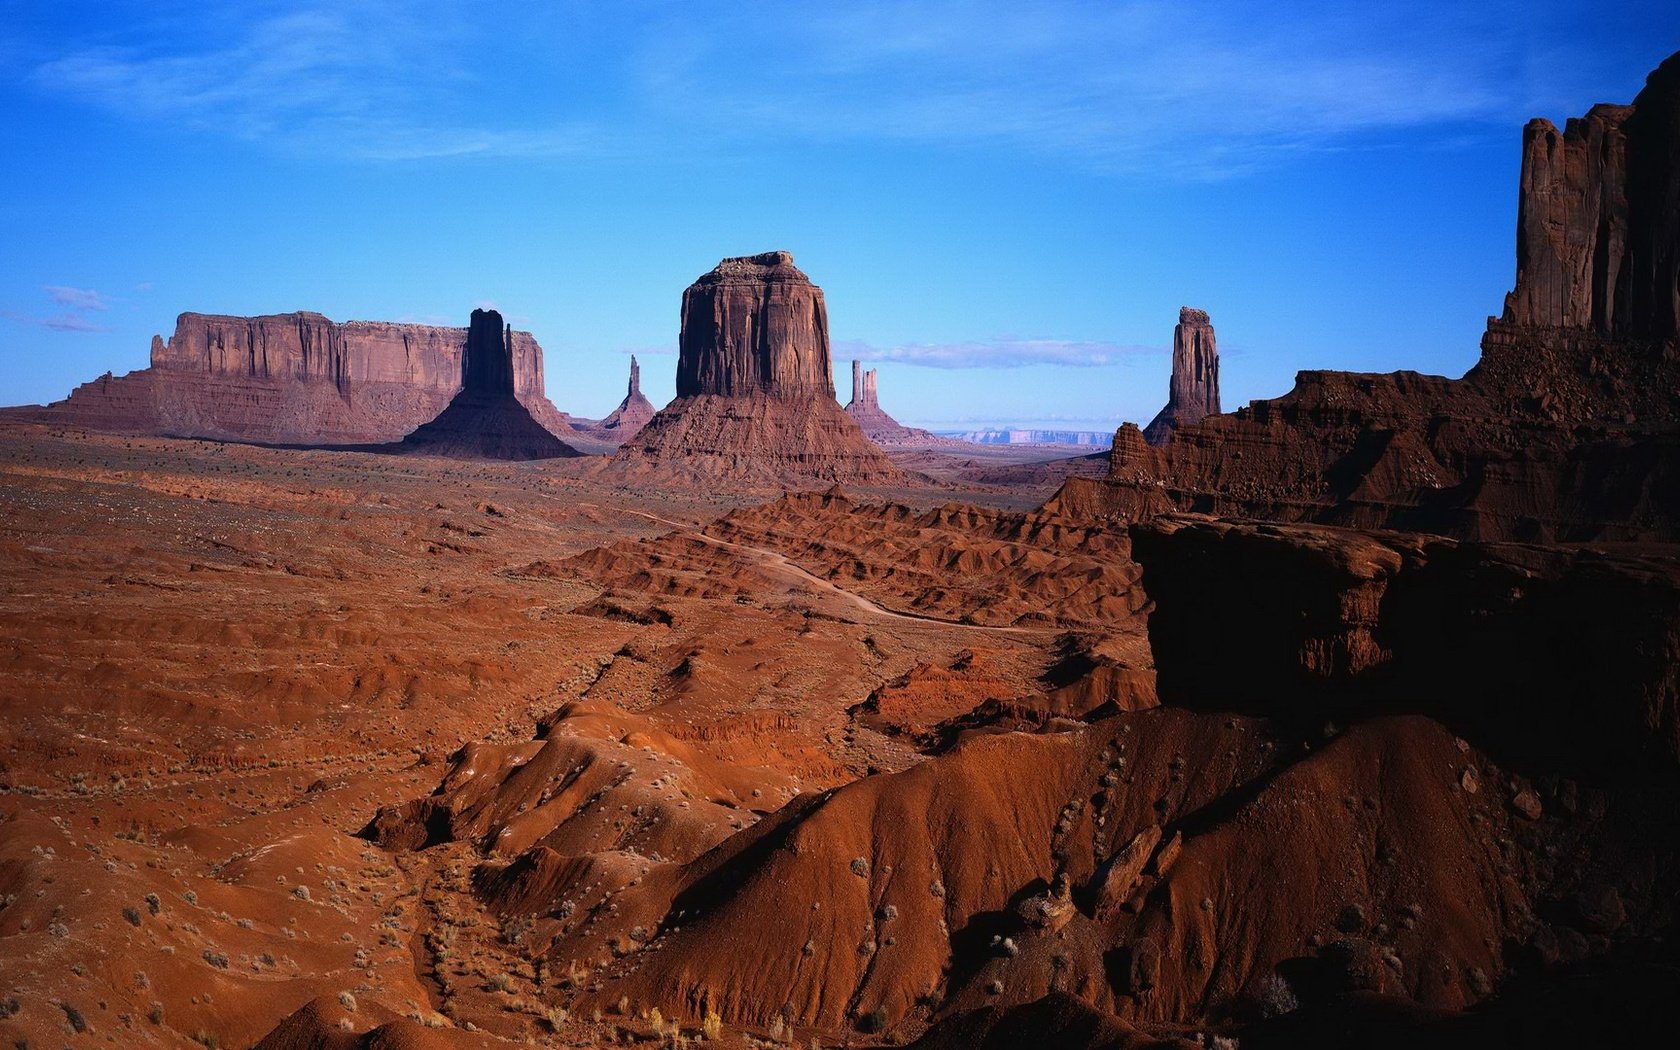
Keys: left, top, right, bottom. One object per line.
{"left": 1141, "top": 307, "right": 1220, "bottom": 445}
{"left": 398, "top": 308, "right": 580, "bottom": 460}
{"left": 1051, "top": 49, "right": 1680, "bottom": 542}
{"left": 612, "top": 252, "right": 904, "bottom": 485}
{"left": 844, "top": 359, "right": 964, "bottom": 448}
{"left": 4, "top": 310, "right": 577, "bottom": 445}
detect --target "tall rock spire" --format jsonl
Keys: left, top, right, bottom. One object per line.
{"left": 1142, "top": 308, "right": 1221, "bottom": 445}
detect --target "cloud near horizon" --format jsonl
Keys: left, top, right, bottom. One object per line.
{"left": 836, "top": 337, "right": 1160, "bottom": 369}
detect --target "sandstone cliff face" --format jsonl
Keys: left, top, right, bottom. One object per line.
{"left": 614, "top": 253, "right": 903, "bottom": 485}
{"left": 1142, "top": 307, "right": 1221, "bottom": 445}
{"left": 1504, "top": 51, "right": 1680, "bottom": 339}
{"left": 399, "top": 309, "right": 579, "bottom": 460}
{"left": 1061, "top": 49, "right": 1680, "bottom": 542}
{"left": 675, "top": 251, "right": 835, "bottom": 399}
{"left": 17, "top": 311, "right": 575, "bottom": 445}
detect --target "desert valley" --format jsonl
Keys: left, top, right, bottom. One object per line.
{"left": 1, "top": 27, "right": 1678, "bottom": 1050}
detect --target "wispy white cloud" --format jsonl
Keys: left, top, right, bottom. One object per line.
{"left": 14, "top": 1, "right": 1663, "bottom": 176}
{"left": 2, "top": 309, "right": 112, "bottom": 333}
{"left": 837, "top": 337, "right": 1159, "bottom": 369}
{"left": 44, "top": 285, "right": 110, "bottom": 311}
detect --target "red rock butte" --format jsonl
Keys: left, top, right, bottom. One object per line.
{"left": 613, "top": 251, "right": 904, "bottom": 485}
{"left": 2, "top": 309, "right": 577, "bottom": 445}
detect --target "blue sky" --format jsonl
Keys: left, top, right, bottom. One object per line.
{"left": 2, "top": 2, "right": 1676, "bottom": 428}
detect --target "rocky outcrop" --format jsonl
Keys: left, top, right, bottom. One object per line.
{"left": 843, "top": 360, "right": 964, "bottom": 449}
{"left": 1504, "top": 51, "right": 1680, "bottom": 339}
{"left": 1052, "top": 50, "right": 1680, "bottom": 542}
{"left": 7, "top": 311, "right": 577, "bottom": 445}
{"left": 1142, "top": 308, "right": 1220, "bottom": 444}
{"left": 1129, "top": 516, "right": 1680, "bottom": 777}
{"left": 613, "top": 253, "right": 904, "bottom": 485}
{"left": 398, "top": 309, "right": 580, "bottom": 460}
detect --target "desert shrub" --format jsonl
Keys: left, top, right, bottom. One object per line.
{"left": 338, "top": 991, "right": 357, "bottom": 1012}
{"left": 123, "top": 906, "right": 142, "bottom": 927}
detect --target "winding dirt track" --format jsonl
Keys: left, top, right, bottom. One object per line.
{"left": 619, "top": 507, "right": 1041, "bottom": 635}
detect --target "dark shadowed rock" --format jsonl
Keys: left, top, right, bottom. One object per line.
{"left": 399, "top": 309, "right": 580, "bottom": 460}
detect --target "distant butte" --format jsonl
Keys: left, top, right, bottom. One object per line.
{"left": 1, "top": 310, "right": 578, "bottom": 445}
{"left": 592, "top": 355, "right": 658, "bottom": 439}
{"left": 844, "top": 360, "right": 965, "bottom": 448}
{"left": 612, "top": 251, "right": 905, "bottom": 485}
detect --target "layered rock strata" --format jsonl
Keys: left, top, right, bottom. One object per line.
{"left": 1052, "top": 50, "right": 1680, "bottom": 542}
{"left": 613, "top": 253, "right": 904, "bottom": 484}
{"left": 6, "top": 310, "right": 576, "bottom": 445}
{"left": 1141, "top": 307, "right": 1220, "bottom": 444}
{"left": 398, "top": 309, "right": 580, "bottom": 460}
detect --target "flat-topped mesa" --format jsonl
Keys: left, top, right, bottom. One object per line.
{"left": 675, "top": 251, "right": 835, "bottom": 399}
{"left": 399, "top": 308, "right": 579, "bottom": 460}
{"left": 1503, "top": 51, "right": 1680, "bottom": 338}
{"left": 12, "top": 309, "right": 578, "bottom": 445}
{"left": 1142, "top": 307, "right": 1221, "bottom": 445}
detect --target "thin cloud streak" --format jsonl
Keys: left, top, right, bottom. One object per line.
{"left": 2, "top": 309, "right": 112, "bottom": 333}
{"left": 15, "top": 0, "right": 1621, "bottom": 177}
{"left": 837, "top": 337, "right": 1160, "bottom": 369}
{"left": 44, "top": 285, "right": 110, "bottom": 311}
